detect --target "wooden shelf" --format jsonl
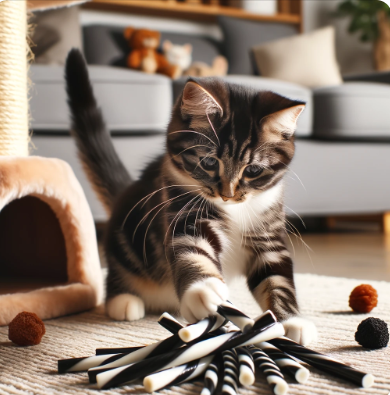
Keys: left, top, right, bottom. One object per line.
{"left": 83, "top": 0, "right": 302, "bottom": 26}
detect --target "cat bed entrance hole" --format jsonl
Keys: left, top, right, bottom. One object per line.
{"left": 0, "top": 196, "right": 68, "bottom": 295}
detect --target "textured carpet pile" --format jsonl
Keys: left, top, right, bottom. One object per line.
{"left": 0, "top": 274, "right": 389, "bottom": 395}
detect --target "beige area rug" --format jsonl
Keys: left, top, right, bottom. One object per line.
{"left": 0, "top": 274, "right": 389, "bottom": 395}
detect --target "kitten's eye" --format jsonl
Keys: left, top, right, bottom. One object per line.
{"left": 201, "top": 157, "right": 218, "bottom": 170}
{"left": 244, "top": 165, "right": 263, "bottom": 178}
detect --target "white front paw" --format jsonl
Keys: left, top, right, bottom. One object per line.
{"left": 180, "top": 278, "right": 229, "bottom": 323}
{"left": 283, "top": 316, "right": 317, "bottom": 346}
{"left": 106, "top": 294, "right": 145, "bottom": 321}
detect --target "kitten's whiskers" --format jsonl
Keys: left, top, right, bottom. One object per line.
{"left": 141, "top": 189, "right": 202, "bottom": 265}
{"left": 163, "top": 193, "right": 201, "bottom": 249}
{"left": 183, "top": 195, "right": 203, "bottom": 236}
{"left": 193, "top": 196, "right": 207, "bottom": 237}
{"left": 169, "top": 193, "right": 203, "bottom": 255}
{"left": 133, "top": 189, "right": 200, "bottom": 244}
{"left": 121, "top": 184, "right": 199, "bottom": 229}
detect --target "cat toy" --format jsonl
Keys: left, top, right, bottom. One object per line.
{"left": 349, "top": 284, "right": 378, "bottom": 313}
{"left": 355, "top": 317, "right": 389, "bottom": 349}
{"left": 58, "top": 302, "right": 375, "bottom": 394}
{"left": 8, "top": 311, "right": 45, "bottom": 346}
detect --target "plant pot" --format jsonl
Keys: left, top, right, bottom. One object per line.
{"left": 374, "top": 11, "right": 390, "bottom": 71}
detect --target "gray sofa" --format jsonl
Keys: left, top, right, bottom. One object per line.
{"left": 29, "top": 19, "right": 390, "bottom": 222}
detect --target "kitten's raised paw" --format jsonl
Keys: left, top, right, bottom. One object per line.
{"left": 106, "top": 294, "right": 145, "bottom": 321}
{"left": 283, "top": 316, "right": 317, "bottom": 346}
{"left": 180, "top": 277, "right": 229, "bottom": 323}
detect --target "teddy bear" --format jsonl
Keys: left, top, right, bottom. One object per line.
{"left": 124, "top": 27, "right": 181, "bottom": 79}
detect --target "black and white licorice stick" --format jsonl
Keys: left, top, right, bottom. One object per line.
{"left": 88, "top": 333, "right": 184, "bottom": 382}
{"left": 96, "top": 313, "right": 282, "bottom": 389}
{"left": 258, "top": 341, "right": 309, "bottom": 384}
{"left": 143, "top": 356, "right": 213, "bottom": 393}
{"left": 60, "top": 331, "right": 183, "bottom": 375}
{"left": 179, "top": 314, "right": 228, "bottom": 342}
{"left": 201, "top": 355, "right": 220, "bottom": 395}
{"left": 221, "top": 349, "right": 239, "bottom": 395}
{"left": 96, "top": 346, "right": 143, "bottom": 356}
{"left": 58, "top": 353, "right": 128, "bottom": 374}
{"left": 96, "top": 313, "right": 182, "bottom": 356}
{"left": 158, "top": 312, "right": 184, "bottom": 334}
{"left": 236, "top": 347, "right": 255, "bottom": 386}
{"left": 270, "top": 337, "right": 375, "bottom": 388}
{"left": 160, "top": 311, "right": 228, "bottom": 341}
{"left": 95, "top": 314, "right": 183, "bottom": 357}
{"left": 217, "top": 301, "right": 255, "bottom": 333}
{"left": 249, "top": 346, "right": 289, "bottom": 395}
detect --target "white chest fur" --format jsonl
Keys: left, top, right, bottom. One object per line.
{"left": 216, "top": 183, "right": 283, "bottom": 283}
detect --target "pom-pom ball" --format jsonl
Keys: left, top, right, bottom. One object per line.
{"left": 355, "top": 317, "right": 389, "bottom": 349}
{"left": 349, "top": 284, "right": 378, "bottom": 313}
{"left": 8, "top": 311, "right": 46, "bottom": 346}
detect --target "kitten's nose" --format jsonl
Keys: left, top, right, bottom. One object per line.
{"left": 220, "top": 182, "right": 235, "bottom": 201}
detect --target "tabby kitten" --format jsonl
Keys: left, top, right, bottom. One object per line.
{"left": 65, "top": 49, "right": 317, "bottom": 346}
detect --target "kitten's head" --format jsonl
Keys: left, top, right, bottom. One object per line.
{"left": 166, "top": 78, "right": 305, "bottom": 204}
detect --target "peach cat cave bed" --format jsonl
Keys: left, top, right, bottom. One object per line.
{"left": 0, "top": 156, "right": 104, "bottom": 326}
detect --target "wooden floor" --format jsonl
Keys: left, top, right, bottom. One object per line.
{"left": 290, "top": 232, "right": 390, "bottom": 281}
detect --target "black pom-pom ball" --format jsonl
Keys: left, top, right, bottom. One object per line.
{"left": 355, "top": 317, "right": 389, "bottom": 349}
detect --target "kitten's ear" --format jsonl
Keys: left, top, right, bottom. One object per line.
{"left": 181, "top": 81, "right": 223, "bottom": 118}
{"left": 262, "top": 104, "right": 305, "bottom": 138}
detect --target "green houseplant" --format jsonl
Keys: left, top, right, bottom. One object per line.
{"left": 336, "top": 0, "right": 390, "bottom": 70}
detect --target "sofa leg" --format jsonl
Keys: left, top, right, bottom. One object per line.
{"left": 383, "top": 212, "right": 390, "bottom": 235}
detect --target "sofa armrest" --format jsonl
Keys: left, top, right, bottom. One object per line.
{"left": 343, "top": 70, "right": 390, "bottom": 84}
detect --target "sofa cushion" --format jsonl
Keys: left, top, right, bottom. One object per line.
{"left": 252, "top": 26, "right": 343, "bottom": 88}
{"left": 83, "top": 25, "right": 221, "bottom": 68}
{"left": 173, "top": 75, "right": 313, "bottom": 137}
{"left": 313, "top": 82, "right": 390, "bottom": 140}
{"left": 30, "top": 64, "right": 172, "bottom": 133}
{"left": 32, "top": 134, "right": 166, "bottom": 221}
{"left": 218, "top": 16, "right": 297, "bottom": 75}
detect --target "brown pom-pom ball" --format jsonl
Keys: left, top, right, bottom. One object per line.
{"left": 8, "top": 312, "right": 46, "bottom": 346}
{"left": 349, "top": 284, "right": 378, "bottom": 313}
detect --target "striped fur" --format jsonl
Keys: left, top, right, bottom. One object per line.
{"left": 66, "top": 52, "right": 316, "bottom": 344}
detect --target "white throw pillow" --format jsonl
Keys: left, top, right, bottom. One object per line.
{"left": 252, "top": 26, "right": 343, "bottom": 88}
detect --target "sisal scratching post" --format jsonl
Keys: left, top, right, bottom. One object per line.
{"left": 0, "top": 0, "right": 103, "bottom": 326}
{"left": 0, "top": 0, "right": 29, "bottom": 156}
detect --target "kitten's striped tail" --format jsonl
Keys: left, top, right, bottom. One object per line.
{"left": 65, "top": 48, "right": 131, "bottom": 213}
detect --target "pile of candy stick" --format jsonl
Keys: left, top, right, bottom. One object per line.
{"left": 58, "top": 302, "right": 375, "bottom": 394}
